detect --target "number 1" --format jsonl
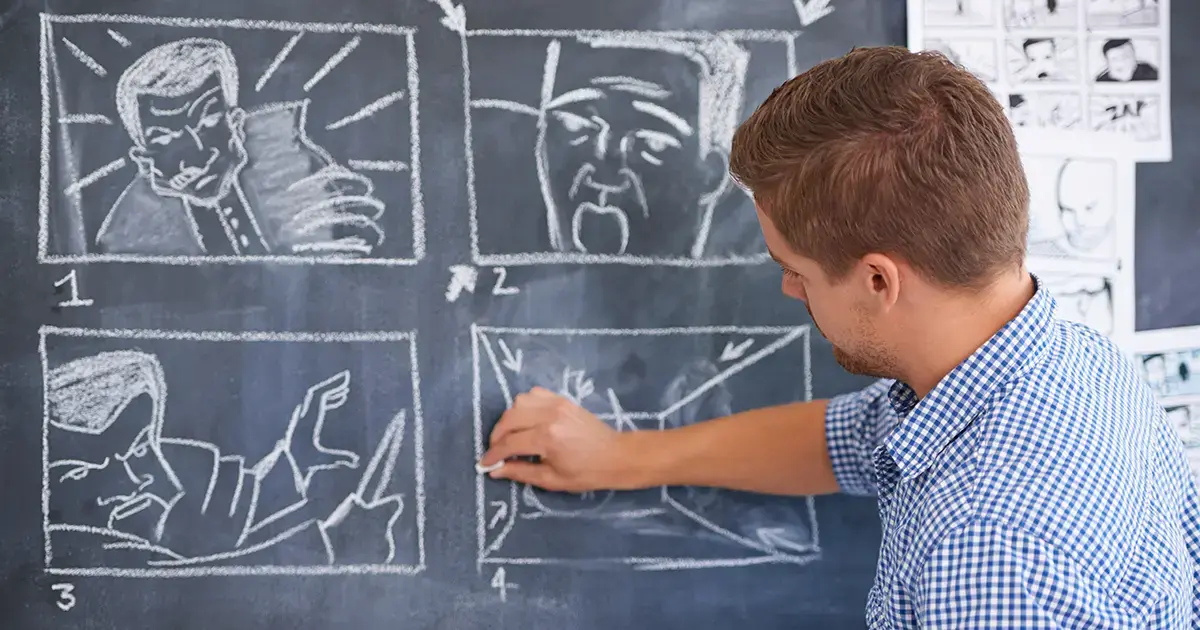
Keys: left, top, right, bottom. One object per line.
{"left": 54, "top": 270, "right": 93, "bottom": 307}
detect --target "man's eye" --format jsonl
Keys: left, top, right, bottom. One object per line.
{"left": 635, "top": 130, "right": 680, "bottom": 153}
{"left": 147, "top": 133, "right": 174, "bottom": 146}
{"left": 62, "top": 467, "right": 91, "bottom": 482}
{"left": 552, "top": 111, "right": 594, "bottom": 134}
{"left": 199, "top": 113, "right": 222, "bottom": 128}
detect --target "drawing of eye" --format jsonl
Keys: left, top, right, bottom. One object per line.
{"left": 61, "top": 466, "right": 92, "bottom": 482}
{"left": 551, "top": 110, "right": 596, "bottom": 145}
{"left": 199, "top": 112, "right": 222, "bottom": 129}
{"left": 147, "top": 132, "right": 175, "bottom": 146}
{"left": 633, "top": 130, "right": 680, "bottom": 166}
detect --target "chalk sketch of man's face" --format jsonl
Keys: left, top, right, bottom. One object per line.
{"left": 535, "top": 40, "right": 732, "bottom": 256}
{"left": 49, "top": 393, "right": 183, "bottom": 542}
{"left": 119, "top": 39, "right": 249, "bottom": 208}
{"left": 1102, "top": 41, "right": 1139, "bottom": 81}
{"left": 1057, "top": 159, "right": 1115, "bottom": 251}
{"left": 1022, "top": 39, "right": 1058, "bottom": 79}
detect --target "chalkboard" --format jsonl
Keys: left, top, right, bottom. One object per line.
{"left": 2, "top": 0, "right": 1187, "bottom": 628}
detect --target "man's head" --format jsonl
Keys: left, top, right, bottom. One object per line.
{"left": 1166, "top": 405, "right": 1192, "bottom": 442}
{"left": 730, "top": 46, "right": 1028, "bottom": 379}
{"left": 535, "top": 34, "right": 748, "bottom": 256}
{"left": 117, "top": 38, "right": 249, "bottom": 208}
{"left": 1022, "top": 38, "right": 1058, "bottom": 79}
{"left": 1142, "top": 353, "right": 1167, "bottom": 390}
{"left": 46, "top": 351, "right": 183, "bottom": 542}
{"left": 1101, "top": 38, "right": 1139, "bottom": 81}
{"left": 1056, "top": 159, "right": 1115, "bottom": 251}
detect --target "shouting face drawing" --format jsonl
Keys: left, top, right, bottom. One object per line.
{"left": 118, "top": 38, "right": 249, "bottom": 208}
{"left": 534, "top": 35, "right": 746, "bottom": 258}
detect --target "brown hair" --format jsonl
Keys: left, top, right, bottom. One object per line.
{"left": 729, "top": 45, "right": 1028, "bottom": 290}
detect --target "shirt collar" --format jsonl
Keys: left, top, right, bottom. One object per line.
{"left": 883, "top": 273, "right": 1055, "bottom": 482}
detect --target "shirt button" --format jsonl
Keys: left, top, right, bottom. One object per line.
{"left": 239, "top": 234, "right": 250, "bottom": 247}
{"left": 230, "top": 218, "right": 240, "bottom": 230}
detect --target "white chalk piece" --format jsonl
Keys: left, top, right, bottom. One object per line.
{"left": 475, "top": 460, "right": 505, "bottom": 474}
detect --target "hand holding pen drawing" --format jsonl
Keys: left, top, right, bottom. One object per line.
{"left": 476, "top": 386, "right": 628, "bottom": 493}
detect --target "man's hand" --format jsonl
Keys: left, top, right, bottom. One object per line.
{"left": 479, "top": 387, "right": 633, "bottom": 492}
{"left": 281, "top": 165, "right": 386, "bottom": 256}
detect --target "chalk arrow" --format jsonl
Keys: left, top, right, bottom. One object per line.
{"left": 793, "top": 0, "right": 835, "bottom": 26}
{"left": 488, "top": 500, "right": 508, "bottom": 529}
{"left": 497, "top": 339, "right": 523, "bottom": 373}
{"left": 446, "top": 265, "right": 478, "bottom": 302}
{"left": 428, "top": 0, "right": 466, "bottom": 34}
{"left": 720, "top": 338, "right": 755, "bottom": 362}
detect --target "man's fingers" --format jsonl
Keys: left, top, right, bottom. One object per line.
{"left": 479, "top": 427, "right": 547, "bottom": 467}
{"left": 488, "top": 388, "right": 564, "bottom": 444}
{"left": 489, "top": 460, "right": 556, "bottom": 489}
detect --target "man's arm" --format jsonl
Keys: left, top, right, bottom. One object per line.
{"left": 479, "top": 379, "right": 896, "bottom": 496}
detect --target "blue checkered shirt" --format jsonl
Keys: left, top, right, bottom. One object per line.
{"left": 825, "top": 276, "right": 1200, "bottom": 628}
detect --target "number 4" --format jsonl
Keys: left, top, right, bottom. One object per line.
{"left": 52, "top": 583, "right": 75, "bottom": 611}
{"left": 490, "top": 567, "right": 517, "bottom": 602}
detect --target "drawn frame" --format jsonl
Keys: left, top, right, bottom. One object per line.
{"left": 37, "top": 13, "right": 425, "bottom": 266}
{"left": 39, "top": 325, "right": 426, "bottom": 577}
{"left": 471, "top": 323, "right": 820, "bottom": 570}
{"left": 461, "top": 29, "right": 801, "bottom": 267}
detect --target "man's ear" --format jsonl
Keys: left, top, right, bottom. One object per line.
{"left": 699, "top": 150, "right": 733, "bottom": 203}
{"left": 859, "top": 253, "right": 903, "bottom": 311}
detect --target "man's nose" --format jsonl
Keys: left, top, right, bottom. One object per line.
{"left": 184, "top": 125, "right": 205, "bottom": 151}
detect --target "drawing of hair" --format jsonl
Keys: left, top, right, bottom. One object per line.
{"left": 116, "top": 38, "right": 240, "bottom": 145}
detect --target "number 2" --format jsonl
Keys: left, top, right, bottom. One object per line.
{"left": 491, "top": 267, "right": 519, "bottom": 296}
{"left": 52, "top": 583, "right": 75, "bottom": 611}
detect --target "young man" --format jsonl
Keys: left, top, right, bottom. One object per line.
{"left": 478, "top": 46, "right": 1200, "bottom": 626}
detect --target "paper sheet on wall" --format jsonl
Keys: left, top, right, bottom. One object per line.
{"left": 1131, "top": 327, "right": 1200, "bottom": 476}
{"left": 908, "top": 0, "right": 1172, "bottom": 162}
{"left": 1021, "top": 152, "right": 1136, "bottom": 348}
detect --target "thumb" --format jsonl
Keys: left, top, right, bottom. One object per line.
{"left": 490, "top": 460, "right": 560, "bottom": 491}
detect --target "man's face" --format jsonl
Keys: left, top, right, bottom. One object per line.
{"left": 537, "top": 44, "right": 727, "bottom": 256}
{"left": 1143, "top": 355, "right": 1168, "bottom": 389}
{"left": 49, "top": 394, "right": 182, "bottom": 542}
{"left": 1057, "top": 160, "right": 1115, "bottom": 250}
{"left": 757, "top": 208, "right": 898, "bottom": 379}
{"left": 1103, "top": 43, "right": 1138, "bottom": 81}
{"left": 1023, "top": 40, "right": 1058, "bottom": 79}
{"left": 1010, "top": 98, "right": 1032, "bottom": 126}
{"left": 129, "top": 73, "right": 247, "bottom": 207}
{"left": 1167, "top": 406, "right": 1192, "bottom": 441}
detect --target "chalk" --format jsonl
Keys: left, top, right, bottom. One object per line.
{"left": 475, "top": 460, "right": 505, "bottom": 474}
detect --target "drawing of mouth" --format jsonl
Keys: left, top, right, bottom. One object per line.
{"left": 104, "top": 493, "right": 156, "bottom": 522}
{"left": 169, "top": 166, "right": 212, "bottom": 191}
{"left": 571, "top": 202, "right": 630, "bottom": 255}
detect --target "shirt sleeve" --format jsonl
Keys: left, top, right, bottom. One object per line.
{"left": 824, "top": 378, "right": 898, "bottom": 496}
{"left": 915, "top": 518, "right": 1089, "bottom": 629}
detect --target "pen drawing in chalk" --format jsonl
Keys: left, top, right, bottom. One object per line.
{"left": 1024, "top": 156, "right": 1118, "bottom": 264}
{"left": 466, "top": 31, "right": 793, "bottom": 266}
{"left": 42, "top": 328, "right": 424, "bottom": 575}
{"left": 473, "top": 324, "right": 818, "bottom": 570}
{"left": 1006, "top": 37, "right": 1080, "bottom": 84}
{"left": 1089, "top": 37, "right": 1160, "bottom": 84}
{"left": 40, "top": 16, "right": 421, "bottom": 264}
{"left": 1086, "top": 0, "right": 1160, "bottom": 27}
{"left": 1088, "top": 94, "right": 1162, "bottom": 141}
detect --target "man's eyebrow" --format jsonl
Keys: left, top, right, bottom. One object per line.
{"left": 633, "top": 100, "right": 693, "bottom": 136}
{"left": 143, "top": 125, "right": 173, "bottom": 137}
{"left": 148, "top": 102, "right": 189, "bottom": 116}
{"left": 590, "top": 76, "right": 670, "bottom": 99}
{"left": 187, "top": 86, "right": 222, "bottom": 117}
{"left": 545, "top": 87, "right": 605, "bottom": 110}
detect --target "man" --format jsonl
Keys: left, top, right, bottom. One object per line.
{"left": 1027, "top": 157, "right": 1115, "bottom": 258}
{"left": 471, "top": 33, "right": 760, "bottom": 260}
{"left": 46, "top": 350, "right": 405, "bottom": 568}
{"left": 1096, "top": 38, "right": 1159, "bottom": 82}
{"left": 1014, "top": 38, "right": 1071, "bottom": 82}
{"left": 98, "top": 38, "right": 386, "bottom": 257}
{"left": 479, "top": 46, "right": 1200, "bottom": 626}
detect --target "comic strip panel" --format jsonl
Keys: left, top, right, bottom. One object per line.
{"left": 465, "top": 30, "right": 786, "bottom": 266}
{"left": 924, "top": 0, "right": 996, "bottom": 27}
{"left": 1088, "top": 36, "right": 1161, "bottom": 84}
{"left": 1042, "top": 274, "right": 1116, "bottom": 337}
{"left": 1138, "top": 348, "right": 1200, "bottom": 400}
{"left": 1003, "top": 0, "right": 1079, "bottom": 29}
{"left": 1006, "top": 37, "right": 1081, "bottom": 84}
{"left": 1024, "top": 156, "right": 1119, "bottom": 265}
{"left": 40, "top": 15, "right": 422, "bottom": 265}
{"left": 1008, "top": 92, "right": 1084, "bottom": 130}
{"left": 1086, "top": 0, "right": 1161, "bottom": 28}
{"left": 925, "top": 38, "right": 999, "bottom": 82}
{"left": 41, "top": 327, "right": 424, "bottom": 576}
{"left": 473, "top": 324, "right": 817, "bottom": 570}
{"left": 1088, "top": 94, "right": 1163, "bottom": 141}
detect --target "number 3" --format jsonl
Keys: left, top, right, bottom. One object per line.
{"left": 52, "top": 583, "right": 75, "bottom": 611}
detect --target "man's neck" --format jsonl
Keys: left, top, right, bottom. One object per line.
{"left": 896, "top": 269, "right": 1036, "bottom": 398}
{"left": 184, "top": 181, "right": 269, "bottom": 255}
